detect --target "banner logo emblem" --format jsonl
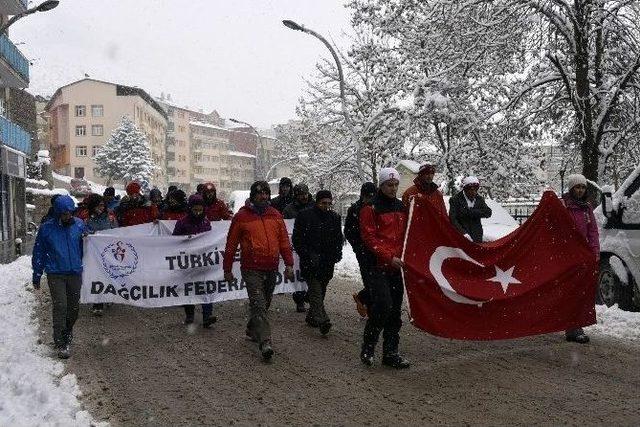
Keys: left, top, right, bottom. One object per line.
{"left": 101, "top": 241, "right": 139, "bottom": 279}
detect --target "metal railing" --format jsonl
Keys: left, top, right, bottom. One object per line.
{"left": 0, "top": 114, "right": 31, "bottom": 153}
{"left": 0, "top": 34, "right": 29, "bottom": 82}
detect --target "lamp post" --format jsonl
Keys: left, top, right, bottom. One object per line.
{"left": 265, "top": 153, "right": 309, "bottom": 182}
{"left": 282, "top": 19, "right": 363, "bottom": 182}
{"left": 229, "top": 118, "right": 267, "bottom": 180}
{"left": 0, "top": 1, "right": 59, "bottom": 34}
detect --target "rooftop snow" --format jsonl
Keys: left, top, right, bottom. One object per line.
{"left": 189, "top": 121, "right": 229, "bottom": 132}
{"left": 228, "top": 151, "right": 256, "bottom": 158}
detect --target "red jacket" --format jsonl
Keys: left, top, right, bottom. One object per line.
{"left": 223, "top": 204, "right": 294, "bottom": 273}
{"left": 205, "top": 199, "right": 232, "bottom": 221}
{"left": 359, "top": 194, "right": 408, "bottom": 270}
{"left": 117, "top": 196, "right": 158, "bottom": 227}
{"left": 402, "top": 180, "right": 447, "bottom": 217}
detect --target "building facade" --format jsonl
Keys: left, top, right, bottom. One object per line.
{"left": 0, "top": 2, "right": 34, "bottom": 263}
{"left": 45, "top": 79, "right": 168, "bottom": 187}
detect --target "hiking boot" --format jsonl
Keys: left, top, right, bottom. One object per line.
{"left": 566, "top": 332, "right": 590, "bottom": 344}
{"left": 184, "top": 316, "right": 194, "bottom": 325}
{"left": 319, "top": 321, "right": 332, "bottom": 336}
{"left": 382, "top": 353, "right": 410, "bottom": 369}
{"left": 57, "top": 345, "right": 70, "bottom": 359}
{"left": 202, "top": 316, "right": 218, "bottom": 329}
{"left": 352, "top": 293, "right": 368, "bottom": 318}
{"left": 260, "top": 342, "right": 274, "bottom": 362}
{"left": 305, "top": 317, "right": 320, "bottom": 328}
{"left": 296, "top": 302, "right": 306, "bottom": 313}
{"left": 360, "top": 346, "right": 374, "bottom": 366}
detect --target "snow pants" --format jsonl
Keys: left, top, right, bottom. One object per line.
{"left": 242, "top": 269, "right": 277, "bottom": 345}
{"left": 47, "top": 274, "right": 82, "bottom": 347}
{"left": 362, "top": 268, "right": 404, "bottom": 355}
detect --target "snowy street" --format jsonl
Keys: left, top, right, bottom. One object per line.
{"left": 3, "top": 253, "right": 640, "bottom": 425}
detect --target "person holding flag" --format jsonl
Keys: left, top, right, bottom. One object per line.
{"left": 358, "top": 168, "right": 410, "bottom": 369}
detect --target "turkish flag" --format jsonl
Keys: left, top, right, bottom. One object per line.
{"left": 402, "top": 191, "right": 597, "bottom": 340}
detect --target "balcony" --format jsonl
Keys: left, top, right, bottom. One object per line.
{"left": 0, "top": 34, "right": 29, "bottom": 87}
{"left": 0, "top": 114, "right": 31, "bottom": 153}
{"left": 0, "top": 0, "right": 28, "bottom": 15}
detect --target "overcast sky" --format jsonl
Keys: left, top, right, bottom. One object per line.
{"left": 12, "top": 0, "right": 352, "bottom": 128}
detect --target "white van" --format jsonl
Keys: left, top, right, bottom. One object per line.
{"left": 597, "top": 167, "right": 640, "bottom": 311}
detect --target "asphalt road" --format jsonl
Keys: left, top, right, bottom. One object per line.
{"left": 36, "top": 277, "right": 640, "bottom": 426}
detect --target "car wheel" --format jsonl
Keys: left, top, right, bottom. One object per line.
{"left": 597, "top": 260, "right": 618, "bottom": 307}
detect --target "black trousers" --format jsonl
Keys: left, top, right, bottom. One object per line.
{"left": 362, "top": 268, "right": 404, "bottom": 355}
{"left": 47, "top": 274, "right": 82, "bottom": 347}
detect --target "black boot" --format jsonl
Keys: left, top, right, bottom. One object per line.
{"left": 57, "top": 345, "right": 71, "bottom": 359}
{"left": 319, "top": 321, "right": 332, "bottom": 336}
{"left": 202, "top": 316, "right": 217, "bottom": 329}
{"left": 566, "top": 330, "right": 590, "bottom": 344}
{"left": 382, "top": 353, "right": 410, "bottom": 369}
{"left": 360, "top": 343, "right": 375, "bottom": 366}
{"left": 260, "top": 341, "right": 274, "bottom": 362}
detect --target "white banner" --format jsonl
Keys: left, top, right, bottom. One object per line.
{"left": 81, "top": 220, "right": 306, "bottom": 307}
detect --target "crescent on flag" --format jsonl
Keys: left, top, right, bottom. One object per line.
{"left": 428, "top": 246, "right": 490, "bottom": 307}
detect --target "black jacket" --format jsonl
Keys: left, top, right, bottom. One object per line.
{"left": 448, "top": 191, "right": 492, "bottom": 243}
{"left": 282, "top": 200, "right": 314, "bottom": 219}
{"left": 270, "top": 193, "right": 294, "bottom": 213}
{"left": 292, "top": 206, "right": 343, "bottom": 281}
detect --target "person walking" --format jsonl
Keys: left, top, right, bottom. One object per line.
{"left": 223, "top": 181, "right": 295, "bottom": 361}
{"left": 201, "top": 182, "right": 233, "bottom": 221}
{"left": 270, "top": 177, "right": 294, "bottom": 213}
{"left": 359, "top": 168, "right": 410, "bottom": 369}
{"left": 173, "top": 194, "right": 217, "bottom": 328}
{"left": 402, "top": 163, "right": 447, "bottom": 216}
{"left": 283, "top": 183, "right": 314, "bottom": 313}
{"left": 449, "top": 176, "right": 492, "bottom": 243}
{"left": 116, "top": 182, "right": 158, "bottom": 227}
{"left": 344, "top": 182, "right": 377, "bottom": 318}
{"left": 292, "top": 190, "right": 343, "bottom": 335}
{"left": 32, "top": 195, "right": 88, "bottom": 359}
{"left": 160, "top": 189, "right": 188, "bottom": 220}
{"left": 562, "top": 174, "right": 600, "bottom": 344}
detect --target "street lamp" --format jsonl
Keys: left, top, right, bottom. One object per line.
{"left": 0, "top": 1, "right": 59, "bottom": 34}
{"left": 229, "top": 117, "right": 267, "bottom": 180}
{"left": 265, "top": 153, "right": 309, "bottom": 182}
{"left": 282, "top": 19, "right": 363, "bottom": 182}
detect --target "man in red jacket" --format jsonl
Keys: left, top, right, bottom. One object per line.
{"left": 402, "top": 163, "right": 447, "bottom": 216}
{"left": 359, "top": 167, "right": 410, "bottom": 369}
{"left": 116, "top": 182, "right": 158, "bottom": 227}
{"left": 223, "top": 181, "right": 295, "bottom": 362}
{"left": 201, "top": 182, "right": 232, "bottom": 221}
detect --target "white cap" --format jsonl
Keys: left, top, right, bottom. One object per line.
{"left": 378, "top": 167, "right": 400, "bottom": 185}
{"left": 566, "top": 174, "right": 587, "bottom": 190}
{"left": 462, "top": 176, "right": 480, "bottom": 188}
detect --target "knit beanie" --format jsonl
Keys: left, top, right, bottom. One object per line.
{"left": 293, "top": 183, "right": 309, "bottom": 196}
{"left": 279, "top": 177, "right": 293, "bottom": 188}
{"left": 315, "top": 190, "right": 333, "bottom": 201}
{"left": 188, "top": 194, "right": 205, "bottom": 208}
{"left": 462, "top": 176, "right": 480, "bottom": 188}
{"left": 250, "top": 181, "right": 271, "bottom": 200}
{"left": 103, "top": 187, "right": 115, "bottom": 197}
{"left": 566, "top": 174, "right": 587, "bottom": 190}
{"left": 378, "top": 167, "right": 400, "bottom": 185}
{"left": 418, "top": 163, "right": 436, "bottom": 176}
{"left": 126, "top": 181, "right": 141, "bottom": 195}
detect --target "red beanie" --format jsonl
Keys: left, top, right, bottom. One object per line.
{"left": 126, "top": 182, "right": 141, "bottom": 195}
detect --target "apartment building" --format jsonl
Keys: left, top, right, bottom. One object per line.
{"left": 0, "top": 1, "right": 34, "bottom": 263}
{"left": 46, "top": 78, "right": 168, "bottom": 186}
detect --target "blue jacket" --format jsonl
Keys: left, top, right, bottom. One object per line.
{"left": 32, "top": 195, "right": 87, "bottom": 283}
{"left": 86, "top": 211, "right": 118, "bottom": 233}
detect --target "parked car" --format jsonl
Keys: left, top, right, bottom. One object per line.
{"left": 595, "top": 167, "right": 640, "bottom": 311}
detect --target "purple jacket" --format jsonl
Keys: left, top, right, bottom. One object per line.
{"left": 172, "top": 214, "right": 212, "bottom": 236}
{"left": 563, "top": 195, "right": 600, "bottom": 256}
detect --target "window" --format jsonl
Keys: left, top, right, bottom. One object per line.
{"left": 74, "top": 167, "right": 85, "bottom": 178}
{"left": 75, "top": 146, "right": 88, "bottom": 157}
{"left": 75, "top": 105, "right": 86, "bottom": 117}
{"left": 178, "top": 125, "right": 186, "bottom": 133}
{"left": 168, "top": 122, "right": 174, "bottom": 131}
{"left": 91, "top": 105, "right": 104, "bottom": 117}
{"left": 92, "top": 146, "right": 100, "bottom": 157}
{"left": 75, "top": 125, "right": 86, "bottom": 136}
{"left": 91, "top": 125, "right": 104, "bottom": 136}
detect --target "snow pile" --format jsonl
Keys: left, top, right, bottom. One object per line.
{"left": 588, "top": 305, "right": 640, "bottom": 342}
{"left": 0, "top": 257, "right": 105, "bottom": 426}
{"left": 335, "top": 245, "right": 361, "bottom": 281}
{"left": 26, "top": 178, "right": 49, "bottom": 187}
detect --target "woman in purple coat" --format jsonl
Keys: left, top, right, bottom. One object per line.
{"left": 562, "top": 174, "right": 600, "bottom": 344}
{"left": 173, "top": 194, "right": 215, "bottom": 327}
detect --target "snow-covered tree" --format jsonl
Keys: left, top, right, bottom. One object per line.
{"left": 94, "top": 116, "right": 156, "bottom": 186}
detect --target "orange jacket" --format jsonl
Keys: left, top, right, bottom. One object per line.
{"left": 402, "top": 180, "right": 447, "bottom": 217}
{"left": 223, "top": 205, "right": 294, "bottom": 273}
